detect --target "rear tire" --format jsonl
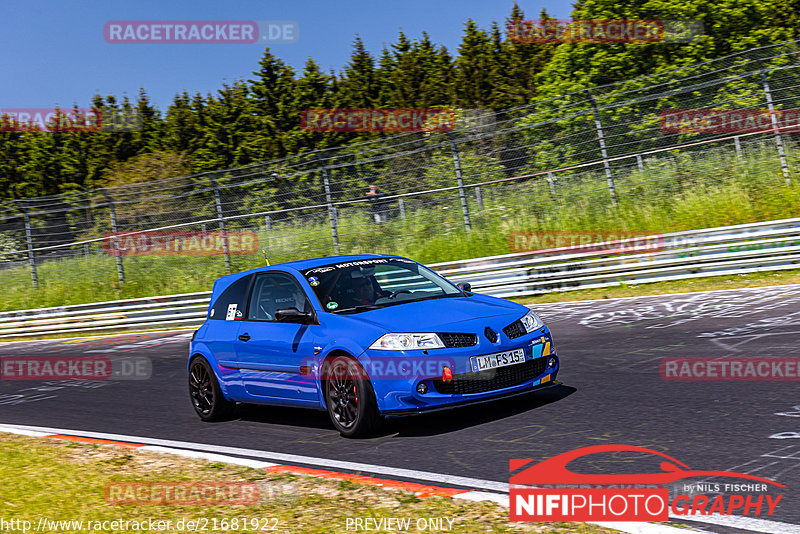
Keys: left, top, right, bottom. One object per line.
{"left": 188, "top": 356, "right": 235, "bottom": 421}
{"left": 325, "top": 356, "right": 380, "bottom": 438}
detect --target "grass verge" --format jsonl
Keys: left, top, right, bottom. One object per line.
{"left": 0, "top": 433, "right": 620, "bottom": 533}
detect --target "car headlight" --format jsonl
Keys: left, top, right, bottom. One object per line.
{"left": 520, "top": 310, "right": 544, "bottom": 333}
{"left": 369, "top": 333, "right": 445, "bottom": 350}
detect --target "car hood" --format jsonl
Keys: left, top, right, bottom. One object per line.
{"left": 340, "top": 294, "right": 527, "bottom": 332}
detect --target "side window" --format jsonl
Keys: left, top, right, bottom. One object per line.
{"left": 247, "top": 273, "right": 312, "bottom": 322}
{"left": 209, "top": 274, "right": 253, "bottom": 321}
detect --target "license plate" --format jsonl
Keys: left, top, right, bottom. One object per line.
{"left": 469, "top": 348, "right": 525, "bottom": 372}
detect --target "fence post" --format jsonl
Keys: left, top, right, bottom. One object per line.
{"left": 475, "top": 186, "right": 483, "bottom": 210}
{"left": 446, "top": 131, "right": 472, "bottom": 231}
{"left": 734, "top": 137, "right": 743, "bottom": 162}
{"left": 585, "top": 90, "right": 617, "bottom": 206}
{"left": 636, "top": 154, "right": 644, "bottom": 172}
{"left": 321, "top": 164, "right": 340, "bottom": 254}
{"left": 99, "top": 189, "right": 125, "bottom": 287}
{"left": 398, "top": 198, "right": 406, "bottom": 220}
{"left": 264, "top": 215, "right": 271, "bottom": 231}
{"left": 760, "top": 65, "right": 791, "bottom": 185}
{"left": 16, "top": 203, "right": 38, "bottom": 289}
{"left": 209, "top": 178, "right": 231, "bottom": 272}
{"left": 547, "top": 172, "right": 556, "bottom": 198}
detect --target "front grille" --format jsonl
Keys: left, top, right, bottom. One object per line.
{"left": 438, "top": 333, "right": 478, "bottom": 348}
{"left": 433, "top": 357, "right": 547, "bottom": 394}
{"left": 503, "top": 320, "right": 526, "bottom": 339}
{"left": 484, "top": 327, "right": 498, "bottom": 343}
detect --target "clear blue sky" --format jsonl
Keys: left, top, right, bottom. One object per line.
{"left": 0, "top": 0, "right": 574, "bottom": 112}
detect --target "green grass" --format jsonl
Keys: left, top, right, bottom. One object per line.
{"left": 0, "top": 433, "right": 620, "bottom": 534}
{"left": 2, "top": 140, "right": 799, "bottom": 311}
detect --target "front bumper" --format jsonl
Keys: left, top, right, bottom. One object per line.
{"left": 382, "top": 380, "right": 562, "bottom": 417}
{"left": 359, "top": 325, "right": 560, "bottom": 414}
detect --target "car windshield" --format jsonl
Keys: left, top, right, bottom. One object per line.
{"left": 301, "top": 258, "right": 463, "bottom": 313}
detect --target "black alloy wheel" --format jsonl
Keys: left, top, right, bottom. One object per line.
{"left": 188, "top": 356, "right": 235, "bottom": 421}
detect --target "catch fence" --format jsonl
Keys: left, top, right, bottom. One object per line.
{"left": 2, "top": 40, "right": 800, "bottom": 304}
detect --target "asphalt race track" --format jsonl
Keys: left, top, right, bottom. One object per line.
{"left": 2, "top": 285, "right": 800, "bottom": 531}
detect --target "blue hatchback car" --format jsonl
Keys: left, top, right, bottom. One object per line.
{"left": 188, "top": 254, "right": 560, "bottom": 437}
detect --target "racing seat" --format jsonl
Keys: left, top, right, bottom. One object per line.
{"left": 254, "top": 285, "right": 297, "bottom": 321}
{"left": 339, "top": 274, "right": 382, "bottom": 307}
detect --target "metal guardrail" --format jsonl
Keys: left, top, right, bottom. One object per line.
{"left": 437, "top": 217, "right": 800, "bottom": 297}
{"left": 0, "top": 293, "right": 211, "bottom": 339}
{"left": 1, "top": 217, "right": 799, "bottom": 339}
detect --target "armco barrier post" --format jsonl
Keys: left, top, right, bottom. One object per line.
{"left": 760, "top": 65, "right": 791, "bottom": 185}
{"left": 585, "top": 90, "right": 617, "bottom": 206}
{"left": 209, "top": 178, "right": 231, "bottom": 272}
{"left": 99, "top": 189, "right": 125, "bottom": 287}
{"left": 447, "top": 131, "right": 472, "bottom": 231}
{"left": 734, "top": 136, "right": 743, "bottom": 162}
{"left": 321, "top": 165, "right": 340, "bottom": 254}
{"left": 15, "top": 203, "right": 38, "bottom": 289}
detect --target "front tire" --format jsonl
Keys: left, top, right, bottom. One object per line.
{"left": 188, "top": 356, "right": 235, "bottom": 421}
{"left": 325, "top": 356, "right": 380, "bottom": 438}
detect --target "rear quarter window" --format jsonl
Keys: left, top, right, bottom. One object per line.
{"left": 209, "top": 274, "right": 253, "bottom": 320}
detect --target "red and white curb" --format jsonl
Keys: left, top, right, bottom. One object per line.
{"left": 2, "top": 424, "right": 798, "bottom": 534}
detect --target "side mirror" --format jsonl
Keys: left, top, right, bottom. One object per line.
{"left": 275, "top": 307, "right": 314, "bottom": 324}
{"left": 457, "top": 282, "right": 472, "bottom": 292}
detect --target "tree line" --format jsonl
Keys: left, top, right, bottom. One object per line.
{"left": 1, "top": 0, "right": 798, "bottom": 200}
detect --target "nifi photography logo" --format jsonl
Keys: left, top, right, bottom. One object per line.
{"left": 510, "top": 444, "right": 785, "bottom": 522}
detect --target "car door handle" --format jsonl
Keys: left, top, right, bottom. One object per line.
{"left": 238, "top": 334, "right": 251, "bottom": 342}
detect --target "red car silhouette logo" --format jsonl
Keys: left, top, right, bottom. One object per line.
{"left": 510, "top": 444, "right": 786, "bottom": 487}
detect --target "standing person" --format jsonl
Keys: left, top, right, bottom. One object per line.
{"left": 366, "top": 183, "right": 389, "bottom": 223}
